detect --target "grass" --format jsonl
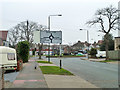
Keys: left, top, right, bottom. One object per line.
{"left": 100, "top": 60, "right": 117, "bottom": 62}
{"left": 40, "top": 66, "right": 74, "bottom": 75}
{"left": 37, "top": 61, "right": 53, "bottom": 64}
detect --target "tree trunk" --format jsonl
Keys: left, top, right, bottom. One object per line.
{"left": 105, "top": 34, "right": 109, "bottom": 60}
{"left": 38, "top": 43, "right": 43, "bottom": 59}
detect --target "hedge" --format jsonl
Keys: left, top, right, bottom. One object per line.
{"left": 89, "top": 48, "right": 97, "bottom": 57}
{"left": 17, "top": 41, "right": 29, "bottom": 63}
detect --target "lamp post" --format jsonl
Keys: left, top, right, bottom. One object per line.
{"left": 48, "top": 14, "right": 62, "bottom": 62}
{"left": 79, "top": 29, "right": 89, "bottom": 60}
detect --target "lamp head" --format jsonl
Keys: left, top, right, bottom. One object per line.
{"left": 79, "top": 29, "right": 83, "bottom": 30}
{"left": 58, "top": 14, "right": 62, "bottom": 16}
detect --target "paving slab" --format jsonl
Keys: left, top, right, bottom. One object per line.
{"left": 9, "top": 59, "right": 48, "bottom": 88}
{"left": 38, "top": 58, "right": 98, "bottom": 88}
{"left": 38, "top": 63, "right": 57, "bottom": 66}
{"left": 44, "top": 75, "right": 98, "bottom": 88}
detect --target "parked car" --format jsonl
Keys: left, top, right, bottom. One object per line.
{"left": 96, "top": 50, "right": 106, "bottom": 58}
{"left": 76, "top": 53, "right": 84, "bottom": 56}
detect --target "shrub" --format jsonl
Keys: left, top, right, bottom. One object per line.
{"left": 89, "top": 48, "right": 97, "bottom": 57}
{"left": 17, "top": 41, "right": 29, "bottom": 63}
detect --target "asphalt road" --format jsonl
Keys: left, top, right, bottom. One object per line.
{"left": 0, "top": 69, "right": 19, "bottom": 82}
{"left": 4, "top": 71, "right": 19, "bottom": 82}
{"left": 43, "top": 57, "right": 118, "bottom": 88}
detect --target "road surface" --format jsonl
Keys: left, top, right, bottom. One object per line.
{"left": 43, "top": 57, "right": 118, "bottom": 88}
{"left": 0, "top": 69, "right": 19, "bottom": 82}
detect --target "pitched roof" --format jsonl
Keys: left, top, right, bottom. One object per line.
{"left": 0, "top": 31, "right": 8, "bottom": 41}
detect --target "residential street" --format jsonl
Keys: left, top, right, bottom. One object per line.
{"left": 43, "top": 57, "right": 118, "bottom": 88}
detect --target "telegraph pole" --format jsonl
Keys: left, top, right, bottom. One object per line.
{"left": 26, "top": 20, "right": 29, "bottom": 42}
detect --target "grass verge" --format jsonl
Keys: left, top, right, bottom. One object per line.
{"left": 37, "top": 61, "right": 53, "bottom": 64}
{"left": 40, "top": 66, "right": 74, "bottom": 75}
{"left": 100, "top": 60, "right": 117, "bottom": 62}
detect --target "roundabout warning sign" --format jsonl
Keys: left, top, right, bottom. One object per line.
{"left": 40, "top": 31, "right": 62, "bottom": 44}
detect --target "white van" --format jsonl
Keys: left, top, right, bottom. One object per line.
{"left": 96, "top": 50, "right": 106, "bottom": 58}
{"left": 0, "top": 46, "right": 17, "bottom": 70}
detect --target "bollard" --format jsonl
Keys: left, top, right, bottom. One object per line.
{"left": 35, "top": 66, "right": 36, "bottom": 69}
{"left": 35, "top": 62, "right": 37, "bottom": 69}
{"left": 60, "top": 60, "right": 62, "bottom": 69}
{"left": 2, "top": 65, "right": 4, "bottom": 90}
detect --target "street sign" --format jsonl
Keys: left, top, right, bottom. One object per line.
{"left": 40, "top": 31, "right": 62, "bottom": 43}
{"left": 33, "top": 31, "right": 40, "bottom": 44}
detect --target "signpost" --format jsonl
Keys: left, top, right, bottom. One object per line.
{"left": 40, "top": 30, "right": 62, "bottom": 62}
{"left": 40, "top": 31, "right": 62, "bottom": 44}
{"left": 33, "top": 30, "right": 62, "bottom": 62}
{"left": 33, "top": 30, "right": 62, "bottom": 44}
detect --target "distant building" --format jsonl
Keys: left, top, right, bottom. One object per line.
{"left": 0, "top": 31, "right": 9, "bottom": 46}
{"left": 97, "top": 40, "right": 103, "bottom": 45}
{"left": 114, "top": 37, "right": 120, "bottom": 50}
{"left": 114, "top": 1, "right": 120, "bottom": 50}
{"left": 71, "top": 41, "right": 84, "bottom": 50}
{"left": 30, "top": 43, "right": 67, "bottom": 55}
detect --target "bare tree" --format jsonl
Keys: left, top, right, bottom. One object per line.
{"left": 8, "top": 20, "right": 47, "bottom": 47}
{"left": 8, "top": 29, "right": 19, "bottom": 47}
{"left": 86, "top": 5, "right": 119, "bottom": 60}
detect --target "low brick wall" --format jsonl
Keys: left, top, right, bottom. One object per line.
{"left": 108, "top": 50, "right": 120, "bottom": 60}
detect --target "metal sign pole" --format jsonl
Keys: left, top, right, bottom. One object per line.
{"left": 48, "top": 43, "right": 50, "bottom": 62}
{"left": 35, "top": 44, "right": 37, "bottom": 69}
{"left": 59, "top": 43, "right": 62, "bottom": 69}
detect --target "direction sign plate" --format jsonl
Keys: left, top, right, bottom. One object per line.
{"left": 40, "top": 31, "right": 62, "bottom": 43}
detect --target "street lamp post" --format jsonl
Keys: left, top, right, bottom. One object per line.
{"left": 79, "top": 29, "right": 89, "bottom": 60}
{"left": 48, "top": 14, "right": 62, "bottom": 62}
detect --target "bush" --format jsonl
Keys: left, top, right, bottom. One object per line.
{"left": 17, "top": 41, "right": 29, "bottom": 63}
{"left": 89, "top": 48, "right": 97, "bottom": 57}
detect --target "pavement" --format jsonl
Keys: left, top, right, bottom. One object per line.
{"left": 2, "top": 58, "right": 99, "bottom": 88}
{"left": 44, "top": 75, "right": 98, "bottom": 88}
{"left": 37, "top": 60, "right": 98, "bottom": 88}
{"left": 9, "top": 59, "right": 48, "bottom": 88}
{"left": 81, "top": 58, "right": 118, "bottom": 64}
{"left": 81, "top": 58, "right": 105, "bottom": 61}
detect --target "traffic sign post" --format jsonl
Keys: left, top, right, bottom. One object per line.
{"left": 40, "top": 31, "right": 62, "bottom": 44}
{"left": 33, "top": 30, "right": 62, "bottom": 62}
{"left": 40, "top": 30, "right": 62, "bottom": 62}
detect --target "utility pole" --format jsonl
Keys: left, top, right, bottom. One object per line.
{"left": 26, "top": 20, "right": 29, "bottom": 42}
{"left": 87, "top": 30, "right": 89, "bottom": 60}
{"left": 48, "top": 16, "right": 50, "bottom": 62}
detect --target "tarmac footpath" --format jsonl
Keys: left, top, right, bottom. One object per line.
{"left": 9, "top": 59, "right": 48, "bottom": 88}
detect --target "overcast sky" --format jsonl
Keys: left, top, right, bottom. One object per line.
{"left": 0, "top": 0, "right": 119, "bottom": 44}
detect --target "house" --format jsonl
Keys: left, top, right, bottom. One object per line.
{"left": 0, "top": 31, "right": 9, "bottom": 46}
{"left": 97, "top": 40, "right": 103, "bottom": 45}
{"left": 71, "top": 41, "right": 84, "bottom": 51}
{"left": 114, "top": 37, "right": 120, "bottom": 50}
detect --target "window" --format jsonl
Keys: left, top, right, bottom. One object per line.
{"left": 7, "top": 53, "right": 15, "bottom": 60}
